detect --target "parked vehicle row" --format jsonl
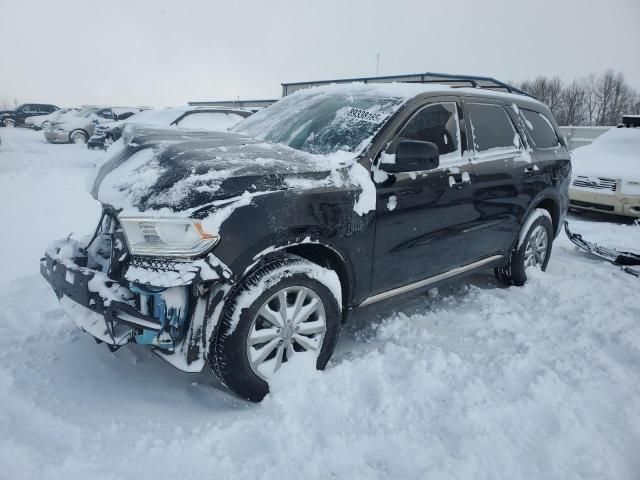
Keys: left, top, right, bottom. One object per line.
{"left": 40, "top": 79, "right": 571, "bottom": 401}
{"left": 88, "top": 107, "right": 252, "bottom": 149}
{"left": 44, "top": 106, "right": 145, "bottom": 144}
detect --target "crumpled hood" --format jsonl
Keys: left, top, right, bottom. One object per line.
{"left": 90, "top": 126, "right": 347, "bottom": 213}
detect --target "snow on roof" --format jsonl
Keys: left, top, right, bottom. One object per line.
{"left": 571, "top": 128, "right": 640, "bottom": 181}
{"left": 284, "top": 81, "right": 544, "bottom": 107}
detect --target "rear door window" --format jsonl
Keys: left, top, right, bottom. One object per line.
{"left": 466, "top": 103, "right": 520, "bottom": 153}
{"left": 397, "top": 102, "right": 462, "bottom": 165}
{"left": 521, "top": 109, "right": 560, "bottom": 148}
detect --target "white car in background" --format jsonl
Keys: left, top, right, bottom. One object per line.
{"left": 87, "top": 107, "right": 252, "bottom": 149}
{"left": 569, "top": 120, "right": 640, "bottom": 218}
{"left": 25, "top": 108, "right": 79, "bottom": 131}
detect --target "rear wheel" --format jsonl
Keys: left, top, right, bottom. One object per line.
{"left": 494, "top": 209, "right": 553, "bottom": 286}
{"left": 210, "top": 255, "right": 341, "bottom": 402}
{"left": 70, "top": 130, "right": 87, "bottom": 144}
{"left": 41, "top": 121, "right": 50, "bottom": 131}
{"left": 3, "top": 118, "right": 15, "bottom": 128}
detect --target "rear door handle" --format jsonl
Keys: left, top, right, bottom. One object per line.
{"left": 448, "top": 171, "right": 471, "bottom": 189}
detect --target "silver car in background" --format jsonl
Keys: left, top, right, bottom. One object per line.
{"left": 44, "top": 106, "right": 144, "bottom": 144}
{"left": 87, "top": 106, "right": 252, "bottom": 149}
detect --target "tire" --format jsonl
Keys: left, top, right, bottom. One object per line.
{"left": 70, "top": 130, "right": 87, "bottom": 144}
{"left": 210, "top": 255, "right": 341, "bottom": 402}
{"left": 3, "top": 118, "right": 15, "bottom": 128}
{"left": 41, "top": 121, "right": 50, "bottom": 131}
{"left": 494, "top": 208, "right": 553, "bottom": 286}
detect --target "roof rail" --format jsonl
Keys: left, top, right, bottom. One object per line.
{"left": 281, "top": 72, "right": 532, "bottom": 98}
{"left": 187, "top": 99, "right": 277, "bottom": 108}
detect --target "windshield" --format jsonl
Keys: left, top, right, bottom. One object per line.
{"left": 232, "top": 87, "right": 406, "bottom": 156}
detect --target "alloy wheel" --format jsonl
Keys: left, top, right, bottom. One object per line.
{"left": 524, "top": 225, "right": 548, "bottom": 268}
{"left": 247, "top": 286, "right": 326, "bottom": 380}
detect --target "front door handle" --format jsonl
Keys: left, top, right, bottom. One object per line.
{"left": 448, "top": 171, "right": 471, "bottom": 189}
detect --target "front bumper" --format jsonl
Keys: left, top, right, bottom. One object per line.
{"left": 41, "top": 235, "right": 232, "bottom": 372}
{"left": 569, "top": 188, "right": 640, "bottom": 218}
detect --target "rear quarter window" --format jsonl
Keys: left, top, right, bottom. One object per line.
{"left": 521, "top": 109, "right": 560, "bottom": 148}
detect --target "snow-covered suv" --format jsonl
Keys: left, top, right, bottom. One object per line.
{"left": 41, "top": 81, "right": 570, "bottom": 401}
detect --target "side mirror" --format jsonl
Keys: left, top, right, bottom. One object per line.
{"left": 381, "top": 139, "right": 440, "bottom": 173}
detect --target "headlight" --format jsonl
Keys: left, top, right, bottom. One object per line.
{"left": 620, "top": 181, "right": 640, "bottom": 196}
{"left": 118, "top": 217, "right": 219, "bottom": 258}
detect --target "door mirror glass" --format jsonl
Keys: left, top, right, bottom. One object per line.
{"left": 381, "top": 140, "right": 440, "bottom": 173}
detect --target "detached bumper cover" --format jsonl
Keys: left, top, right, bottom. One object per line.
{"left": 40, "top": 251, "right": 159, "bottom": 345}
{"left": 41, "top": 237, "right": 234, "bottom": 372}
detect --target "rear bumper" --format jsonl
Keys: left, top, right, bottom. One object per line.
{"left": 569, "top": 188, "right": 640, "bottom": 218}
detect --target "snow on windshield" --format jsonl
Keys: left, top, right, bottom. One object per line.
{"left": 572, "top": 128, "right": 640, "bottom": 181}
{"left": 176, "top": 112, "right": 245, "bottom": 131}
{"left": 233, "top": 83, "right": 407, "bottom": 156}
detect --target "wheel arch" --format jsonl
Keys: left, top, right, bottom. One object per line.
{"left": 532, "top": 196, "right": 560, "bottom": 236}
{"left": 236, "top": 239, "right": 355, "bottom": 310}
{"left": 279, "top": 243, "right": 353, "bottom": 309}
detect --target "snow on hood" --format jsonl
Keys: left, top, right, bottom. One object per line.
{"left": 90, "top": 126, "right": 356, "bottom": 215}
{"left": 571, "top": 128, "right": 640, "bottom": 181}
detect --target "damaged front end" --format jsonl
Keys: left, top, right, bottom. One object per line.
{"left": 40, "top": 207, "right": 233, "bottom": 372}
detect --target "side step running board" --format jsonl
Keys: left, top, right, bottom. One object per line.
{"left": 359, "top": 255, "right": 503, "bottom": 307}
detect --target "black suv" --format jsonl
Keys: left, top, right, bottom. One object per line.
{"left": 41, "top": 82, "right": 570, "bottom": 401}
{"left": 1, "top": 103, "right": 58, "bottom": 127}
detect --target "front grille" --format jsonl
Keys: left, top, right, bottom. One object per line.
{"left": 572, "top": 176, "right": 617, "bottom": 192}
{"left": 570, "top": 200, "right": 615, "bottom": 211}
{"left": 129, "top": 255, "right": 184, "bottom": 271}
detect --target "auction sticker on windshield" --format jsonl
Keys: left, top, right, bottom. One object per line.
{"left": 345, "top": 107, "right": 383, "bottom": 123}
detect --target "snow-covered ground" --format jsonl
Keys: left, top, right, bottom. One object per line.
{"left": 0, "top": 127, "right": 639, "bottom": 480}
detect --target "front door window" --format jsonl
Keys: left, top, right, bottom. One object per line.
{"left": 397, "top": 102, "right": 462, "bottom": 167}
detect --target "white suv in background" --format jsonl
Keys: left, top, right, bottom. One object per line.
{"left": 569, "top": 119, "right": 640, "bottom": 218}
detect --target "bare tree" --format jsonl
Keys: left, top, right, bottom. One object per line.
{"left": 518, "top": 70, "right": 638, "bottom": 126}
{"left": 558, "top": 79, "right": 586, "bottom": 126}
{"left": 519, "top": 76, "right": 564, "bottom": 119}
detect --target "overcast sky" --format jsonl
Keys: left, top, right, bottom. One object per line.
{"left": 1, "top": 0, "right": 639, "bottom": 108}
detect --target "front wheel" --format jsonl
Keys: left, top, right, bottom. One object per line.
{"left": 41, "top": 121, "right": 50, "bottom": 131}
{"left": 494, "top": 208, "right": 553, "bottom": 286}
{"left": 210, "top": 255, "right": 341, "bottom": 402}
